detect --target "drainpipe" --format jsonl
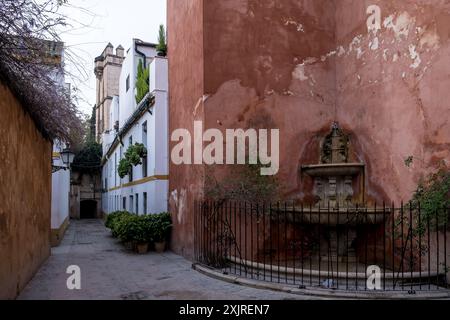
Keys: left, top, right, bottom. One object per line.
{"left": 134, "top": 40, "right": 147, "bottom": 69}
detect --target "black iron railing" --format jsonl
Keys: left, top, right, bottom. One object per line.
{"left": 194, "top": 201, "right": 450, "bottom": 292}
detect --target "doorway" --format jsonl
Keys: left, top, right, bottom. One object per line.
{"left": 80, "top": 200, "right": 97, "bottom": 219}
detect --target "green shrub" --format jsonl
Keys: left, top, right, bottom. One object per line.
{"left": 408, "top": 166, "right": 450, "bottom": 235}
{"left": 117, "top": 214, "right": 148, "bottom": 244}
{"left": 105, "top": 211, "right": 172, "bottom": 246}
{"left": 151, "top": 212, "right": 172, "bottom": 242}
{"left": 105, "top": 211, "right": 130, "bottom": 235}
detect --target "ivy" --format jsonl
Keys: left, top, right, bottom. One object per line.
{"left": 118, "top": 143, "right": 148, "bottom": 178}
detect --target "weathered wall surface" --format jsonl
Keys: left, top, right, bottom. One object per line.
{"left": 69, "top": 171, "right": 102, "bottom": 219}
{"left": 0, "top": 82, "right": 52, "bottom": 299}
{"left": 168, "top": 0, "right": 205, "bottom": 258}
{"left": 334, "top": 0, "right": 450, "bottom": 202}
{"left": 202, "top": 0, "right": 338, "bottom": 202}
{"left": 168, "top": 0, "right": 450, "bottom": 258}
{"left": 95, "top": 45, "right": 124, "bottom": 142}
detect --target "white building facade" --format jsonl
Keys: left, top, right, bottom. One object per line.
{"left": 101, "top": 39, "right": 169, "bottom": 215}
{"left": 51, "top": 141, "right": 71, "bottom": 246}
{"left": 49, "top": 41, "right": 71, "bottom": 246}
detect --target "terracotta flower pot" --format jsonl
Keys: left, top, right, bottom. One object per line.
{"left": 136, "top": 243, "right": 149, "bottom": 254}
{"left": 124, "top": 241, "right": 134, "bottom": 251}
{"left": 154, "top": 241, "right": 166, "bottom": 253}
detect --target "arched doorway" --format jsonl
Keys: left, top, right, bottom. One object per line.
{"left": 80, "top": 200, "right": 97, "bottom": 219}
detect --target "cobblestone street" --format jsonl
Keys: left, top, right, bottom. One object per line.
{"left": 18, "top": 220, "right": 313, "bottom": 300}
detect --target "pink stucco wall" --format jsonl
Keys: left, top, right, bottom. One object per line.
{"left": 168, "top": 0, "right": 450, "bottom": 258}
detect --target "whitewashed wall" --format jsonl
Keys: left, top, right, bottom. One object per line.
{"left": 102, "top": 44, "right": 168, "bottom": 216}
{"left": 119, "top": 41, "right": 157, "bottom": 128}
{"left": 51, "top": 143, "right": 70, "bottom": 230}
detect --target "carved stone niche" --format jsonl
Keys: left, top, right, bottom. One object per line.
{"left": 302, "top": 123, "right": 365, "bottom": 208}
{"left": 321, "top": 122, "right": 349, "bottom": 164}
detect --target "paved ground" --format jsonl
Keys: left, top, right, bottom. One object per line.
{"left": 19, "top": 220, "right": 314, "bottom": 300}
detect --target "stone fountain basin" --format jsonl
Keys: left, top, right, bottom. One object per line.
{"left": 269, "top": 208, "right": 390, "bottom": 225}
{"left": 301, "top": 163, "right": 365, "bottom": 177}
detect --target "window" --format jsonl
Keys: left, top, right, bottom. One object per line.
{"left": 142, "top": 122, "right": 148, "bottom": 178}
{"left": 129, "top": 195, "right": 134, "bottom": 213}
{"left": 103, "top": 165, "right": 107, "bottom": 190}
{"left": 143, "top": 193, "right": 147, "bottom": 215}
{"left": 114, "top": 153, "right": 117, "bottom": 186}
{"left": 122, "top": 197, "right": 126, "bottom": 211}
{"left": 126, "top": 75, "right": 130, "bottom": 92}
{"left": 142, "top": 122, "right": 147, "bottom": 145}
{"left": 135, "top": 194, "right": 139, "bottom": 214}
{"left": 129, "top": 136, "right": 133, "bottom": 182}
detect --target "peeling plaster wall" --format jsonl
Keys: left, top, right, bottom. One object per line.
{"left": 334, "top": 0, "right": 450, "bottom": 202}
{"left": 0, "top": 82, "right": 52, "bottom": 299}
{"left": 201, "top": 0, "right": 450, "bottom": 203}
{"left": 168, "top": 0, "right": 205, "bottom": 258}
{"left": 202, "top": 0, "right": 338, "bottom": 201}
{"left": 168, "top": 0, "right": 450, "bottom": 258}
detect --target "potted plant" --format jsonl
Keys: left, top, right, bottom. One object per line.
{"left": 118, "top": 158, "right": 132, "bottom": 179}
{"left": 117, "top": 214, "right": 141, "bottom": 251}
{"left": 152, "top": 213, "right": 172, "bottom": 253}
{"left": 156, "top": 24, "right": 167, "bottom": 57}
{"left": 136, "top": 215, "right": 154, "bottom": 254}
{"left": 118, "top": 143, "right": 147, "bottom": 178}
{"left": 136, "top": 240, "right": 149, "bottom": 254}
{"left": 135, "top": 220, "right": 149, "bottom": 254}
{"left": 105, "top": 211, "right": 130, "bottom": 238}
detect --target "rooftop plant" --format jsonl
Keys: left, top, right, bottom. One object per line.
{"left": 156, "top": 24, "right": 167, "bottom": 56}
{"left": 135, "top": 59, "right": 149, "bottom": 104}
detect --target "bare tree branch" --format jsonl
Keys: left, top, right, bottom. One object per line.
{"left": 0, "top": 0, "right": 88, "bottom": 143}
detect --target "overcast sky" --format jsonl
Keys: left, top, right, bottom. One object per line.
{"left": 60, "top": 0, "right": 167, "bottom": 115}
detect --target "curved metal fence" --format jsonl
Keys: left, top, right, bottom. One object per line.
{"left": 194, "top": 201, "right": 450, "bottom": 292}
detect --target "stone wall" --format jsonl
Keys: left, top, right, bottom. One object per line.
{"left": 0, "top": 81, "right": 52, "bottom": 299}
{"left": 95, "top": 44, "right": 124, "bottom": 142}
{"left": 69, "top": 170, "right": 102, "bottom": 220}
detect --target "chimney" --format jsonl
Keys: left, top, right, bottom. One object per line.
{"left": 116, "top": 45, "right": 124, "bottom": 58}
{"left": 105, "top": 42, "right": 113, "bottom": 55}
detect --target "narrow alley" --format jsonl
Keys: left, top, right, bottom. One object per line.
{"left": 18, "top": 220, "right": 310, "bottom": 300}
